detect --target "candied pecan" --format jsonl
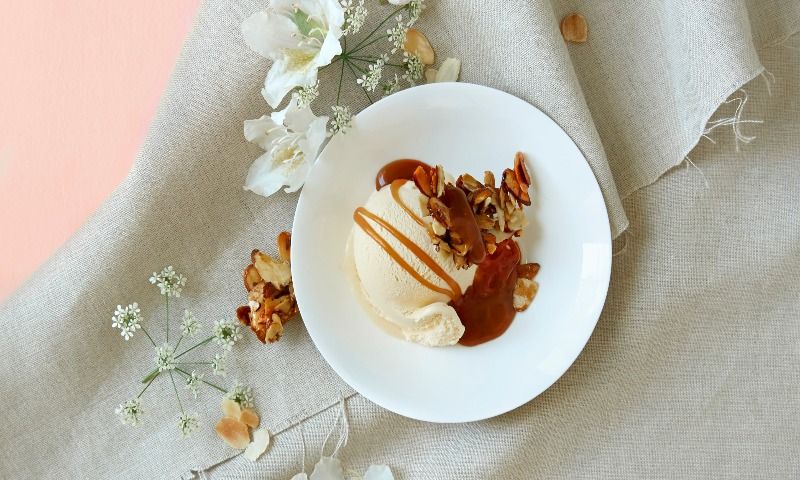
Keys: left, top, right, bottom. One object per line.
{"left": 412, "top": 165, "right": 438, "bottom": 197}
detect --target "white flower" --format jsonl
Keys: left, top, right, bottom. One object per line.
{"left": 212, "top": 353, "right": 227, "bottom": 377}
{"left": 356, "top": 55, "right": 387, "bottom": 92}
{"left": 244, "top": 95, "right": 328, "bottom": 197}
{"left": 112, "top": 303, "right": 142, "bottom": 341}
{"left": 387, "top": 16, "right": 407, "bottom": 54}
{"left": 342, "top": 0, "right": 367, "bottom": 35}
{"left": 402, "top": 52, "right": 424, "bottom": 84}
{"left": 115, "top": 398, "right": 143, "bottom": 426}
{"left": 388, "top": 0, "right": 411, "bottom": 5}
{"left": 149, "top": 266, "right": 187, "bottom": 297}
{"left": 296, "top": 81, "right": 320, "bottom": 108}
{"left": 242, "top": 0, "right": 345, "bottom": 108}
{"left": 225, "top": 383, "right": 255, "bottom": 409}
{"left": 329, "top": 105, "right": 352, "bottom": 135}
{"left": 213, "top": 319, "right": 242, "bottom": 351}
{"left": 382, "top": 74, "right": 401, "bottom": 95}
{"left": 185, "top": 371, "right": 204, "bottom": 399}
{"left": 178, "top": 412, "right": 199, "bottom": 437}
{"left": 180, "top": 310, "right": 200, "bottom": 338}
{"left": 405, "top": 0, "right": 425, "bottom": 25}
{"left": 155, "top": 343, "right": 176, "bottom": 372}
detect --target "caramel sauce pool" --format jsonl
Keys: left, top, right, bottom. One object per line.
{"left": 375, "top": 159, "right": 431, "bottom": 190}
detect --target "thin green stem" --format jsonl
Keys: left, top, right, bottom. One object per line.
{"left": 336, "top": 55, "right": 345, "bottom": 105}
{"left": 169, "top": 370, "right": 184, "bottom": 413}
{"left": 165, "top": 295, "right": 170, "bottom": 343}
{"left": 175, "top": 367, "right": 227, "bottom": 393}
{"left": 142, "top": 368, "right": 159, "bottom": 384}
{"left": 349, "top": 34, "right": 388, "bottom": 55}
{"left": 140, "top": 326, "right": 156, "bottom": 347}
{"left": 175, "top": 336, "right": 214, "bottom": 359}
{"left": 351, "top": 5, "right": 404, "bottom": 51}
{"left": 137, "top": 372, "right": 158, "bottom": 398}
{"left": 175, "top": 362, "right": 212, "bottom": 365}
{"left": 174, "top": 333, "right": 185, "bottom": 351}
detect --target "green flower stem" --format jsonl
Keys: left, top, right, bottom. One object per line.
{"left": 348, "top": 56, "right": 403, "bottom": 68}
{"left": 137, "top": 372, "right": 159, "bottom": 398}
{"left": 175, "top": 367, "right": 227, "bottom": 393}
{"left": 175, "top": 362, "right": 212, "bottom": 365}
{"left": 169, "top": 371, "right": 184, "bottom": 413}
{"left": 165, "top": 294, "right": 170, "bottom": 343}
{"left": 175, "top": 336, "right": 214, "bottom": 359}
{"left": 140, "top": 326, "right": 157, "bottom": 347}
{"left": 349, "top": 34, "right": 389, "bottom": 56}
{"left": 336, "top": 53, "right": 345, "bottom": 105}
{"left": 141, "top": 368, "right": 160, "bottom": 384}
{"left": 174, "top": 333, "right": 185, "bottom": 351}
{"left": 351, "top": 5, "right": 405, "bottom": 51}
{"left": 346, "top": 61, "right": 373, "bottom": 104}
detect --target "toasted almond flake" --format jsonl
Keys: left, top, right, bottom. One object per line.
{"left": 403, "top": 28, "right": 435, "bottom": 65}
{"left": 216, "top": 417, "right": 251, "bottom": 449}
{"left": 243, "top": 265, "right": 262, "bottom": 291}
{"left": 276, "top": 231, "right": 292, "bottom": 262}
{"left": 222, "top": 398, "right": 242, "bottom": 418}
{"left": 560, "top": 13, "right": 588, "bottom": 43}
{"left": 240, "top": 408, "right": 260, "bottom": 428}
{"left": 253, "top": 251, "right": 291, "bottom": 288}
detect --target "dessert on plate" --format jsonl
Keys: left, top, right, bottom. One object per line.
{"left": 348, "top": 153, "right": 540, "bottom": 347}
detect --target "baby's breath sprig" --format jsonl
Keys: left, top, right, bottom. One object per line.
{"left": 111, "top": 266, "right": 252, "bottom": 438}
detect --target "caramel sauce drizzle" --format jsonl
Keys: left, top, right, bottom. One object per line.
{"left": 353, "top": 206, "right": 462, "bottom": 300}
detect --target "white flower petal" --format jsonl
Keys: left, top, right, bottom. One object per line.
{"left": 241, "top": 11, "right": 299, "bottom": 59}
{"left": 363, "top": 465, "right": 395, "bottom": 480}
{"left": 309, "top": 457, "right": 345, "bottom": 480}
{"left": 304, "top": 116, "right": 329, "bottom": 159}
{"left": 262, "top": 59, "right": 319, "bottom": 108}
{"left": 387, "top": 0, "right": 411, "bottom": 4}
{"left": 314, "top": 30, "right": 343, "bottom": 68}
{"left": 290, "top": 474, "right": 309, "bottom": 480}
{"left": 244, "top": 115, "right": 286, "bottom": 150}
{"left": 282, "top": 159, "right": 310, "bottom": 193}
{"left": 244, "top": 150, "right": 291, "bottom": 197}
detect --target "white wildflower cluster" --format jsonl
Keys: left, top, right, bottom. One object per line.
{"left": 184, "top": 371, "right": 204, "bottom": 399}
{"left": 402, "top": 52, "right": 424, "bottom": 84}
{"left": 178, "top": 412, "right": 199, "bottom": 438}
{"left": 382, "top": 74, "right": 402, "bottom": 95}
{"left": 296, "top": 81, "right": 320, "bottom": 108}
{"left": 387, "top": 15, "right": 408, "bottom": 54}
{"left": 112, "top": 303, "right": 142, "bottom": 340}
{"left": 155, "top": 343, "right": 176, "bottom": 372}
{"left": 213, "top": 319, "right": 242, "bottom": 351}
{"left": 329, "top": 105, "right": 353, "bottom": 135}
{"left": 149, "top": 266, "right": 187, "bottom": 297}
{"left": 212, "top": 352, "right": 227, "bottom": 377}
{"left": 180, "top": 310, "right": 200, "bottom": 338}
{"left": 357, "top": 55, "right": 388, "bottom": 92}
{"left": 342, "top": 0, "right": 367, "bottom": 35}
{"left": 115, "top": 398, "right": 143, "bottom": 426}
{"left": 406, "top": 0, "right": 425, "bottom": 25}
{"left": 225, "top": 383, "right": 255, "bottom": 409}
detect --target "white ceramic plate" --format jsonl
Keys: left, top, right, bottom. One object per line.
{"left": 292, "top": 83, "right": 611, "bottom": 422}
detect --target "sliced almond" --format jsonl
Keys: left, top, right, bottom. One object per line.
{"left": 222, "top": 398, "right": 242, "bottom": 419}
{"left": 265, "top": 314, "right": 284, "bottom": 343}
{"left": 253, "top": 251, "right": 292, "bottom": 288}
{"left": 243, "top": 428, "right": 271, "bottom": 462}
{"left": 483, "top": 171, "right": 495, "bottom": 188}
{"left": 276, "top": 231, "right": 291, "bottom": 263}
{"left": 215, "top": 417, "right": 250, "bottom": 449}
{"left": 240, "top": 408, "right": 260, "bottom": 428}
{"left": 560, "top": 13, "right": 588, "bottom": 43}
{"left": 514, "top": 152, "right": 531, "bottom": 186}
{"left": 471, "top": 187, "right": 493, "bottom": 206}
{"left": 424, "top": 68, "right": 438, "bottom": 83}
{"left": 412, "top": 165, "right": 434, "bottom": 197}
{"left": 435, "top": 165, "right": 445, "bottom": 197}
{"left": 428, "top": 197, "right": 452, "bottom": 228}
{"left": 243, "top": 264, "right": 262, "bottom": 291}
{"left": 434, "top": 57, "right": 461, "bottom": 82}
{"left": 403, "top": 29, "right": 435, "bottom": 65}
{"left": 502, "top": 168, "right": 531, "bottom": 206}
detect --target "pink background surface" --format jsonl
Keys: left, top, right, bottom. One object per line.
{"left": 0, "top": 1, "right": 200, "bottom": 301}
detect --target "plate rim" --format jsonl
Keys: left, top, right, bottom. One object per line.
{"left": 292, "top": 82, "right": 612, "bottom": 422}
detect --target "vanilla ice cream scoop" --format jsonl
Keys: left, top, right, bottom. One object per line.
{"left": 351, "top": 181, "right": 476, "bottom": 346}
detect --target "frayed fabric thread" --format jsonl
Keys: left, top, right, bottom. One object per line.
{"left": 702, "top": 89, "right": 763, "bottom": 152}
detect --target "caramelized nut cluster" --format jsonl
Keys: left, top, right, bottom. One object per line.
{"left": 514, "top": 262, "right": 540, "bottom": 312}
{"left": 236, "top": 232, "right": 298, "bottom": 343}
{"left": 413, "top": 152, "right": 533, "bottom": 267}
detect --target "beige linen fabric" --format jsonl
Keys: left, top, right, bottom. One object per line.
{"left": 209, "top": 41, "right": 800, "bottom": 479}
{"left": 0, "top": 0, "right": 797, "bottom": 478}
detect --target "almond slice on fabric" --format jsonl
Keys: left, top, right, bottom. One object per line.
{"left": 242, "top": 428, "right": 271, "bottom": 462}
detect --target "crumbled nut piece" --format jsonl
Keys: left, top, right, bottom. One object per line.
{"left": 482, "top": 232, "right": 497, "bottom": 254}
{"left": 560, "top": 13, "right": 588, "bottom": 43}
{"left": 484, "top": 171, "right": 495, "bottom": 189}
{"left": 513, "top": 278, "right": 539, "bottom": 312}
{"left": 237, "top": 232, "right": 298, "bottom": 344}
{"left": 216, "top": 416, "right": 251, "bottom": 449}
{"left": 221, "top": 398, "right": 242, "bottom": 419}
{"left": 243, "top": 428, "right": 271, "bottom": 462}
{"left": 517, "top": 262, "right": 540, "bottom": 280}
{"left": 514, "top": 151, "right": 531, "bottom": 186}
{"left": 502, "top": 168, "right": 531, "bottom": 206}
